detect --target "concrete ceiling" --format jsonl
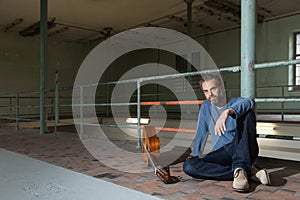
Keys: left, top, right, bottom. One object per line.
{"left": 1, "top": 0, "right": 300, "bottom": 44}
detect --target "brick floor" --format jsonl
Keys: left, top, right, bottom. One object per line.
{"left": 0, "top": 126, "right": 300, "bottom": 200}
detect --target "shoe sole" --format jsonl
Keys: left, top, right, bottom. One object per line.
{"left": 261, "top": 169, "right": 271, "bottom": 185}
{"left": 232, "top": 187, "right": 250, "bottom": 193}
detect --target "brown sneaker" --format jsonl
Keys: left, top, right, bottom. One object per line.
{"left": 232, "top": 168, "right": 249, "bottom": 192}
{"left": 250, "top": 166, "right": 271, "bottom": 185}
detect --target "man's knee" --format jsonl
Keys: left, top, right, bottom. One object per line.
{"left": 183, "top": 157, "right": 199, "bottom": 175}
{"left": 238, "top": 110, "right": 256, "bottom": 135}
{"left": 183, "top": 159, "right": 191, "bottom": 174}
{"left": 244, "top": 110, "right": 256, "bottom": 125}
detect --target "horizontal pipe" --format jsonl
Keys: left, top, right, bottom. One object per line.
{"left": 0, "top": 116, "right": 37, "bottom": 121}
{"left": 2, "top": 98, "right": 299, "bottom": 115}
{"left": 71, "top": 59, "right": 298, "bottom": 89}
{"left": 61, "top": 120, "right": 197, "bottom": 133}
{"left": 9, "top": 116, "right": 56, "bottom": 124}
{"left": 60, "top": 121, "right": 137, "bottom": 129}
{"left": 67, "top": 102, "right": 138, "bottom": 107}
{"left": 254, "top": 59, "right": 300, "bottom": 69}
{"left": 140, "top": 102, "right": 161, "bottom": 106}
{"left": 156, "top": 127, "right": 196, "bottom": 133}
{"left": 68, "top": 100, "right": 204, "bottom": 107}
{"left": 255, "top": 98, "right": 300, "bottom": 103}
{"left": 38, "top": 97, "right": 300, "bottom": 108}
{"left": 141, "top": 100, "right": 203, "bottom": 106}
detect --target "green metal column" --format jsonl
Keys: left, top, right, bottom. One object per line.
{"left": 241, "top": 0, "right": 256, "bottom": 98}
{"left": 54, "top": 69, "right": 59, "bottom": 133}
{"left": 185, "top": 0, "right": 194, "bottom": 37}
{"left": 185, "top": 0, "right": 194, "bottom": 118}
{"left": 40, "top": 0, "right": 48, "bottom": 134}
{"left": 136, "top": 80, "right": 141, "bottom": 150}
{"left": 185, "top": 0, "right": 194, "bottom": 73}
{"left": 16, "top": 93, "right": 19, "bottom": 130}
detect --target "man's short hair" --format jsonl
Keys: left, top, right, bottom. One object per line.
{"left": 199, "top": 73, "right": 223, "bottom": 91}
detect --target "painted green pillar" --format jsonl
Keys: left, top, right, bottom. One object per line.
{"left": 185, "top": 0, "right": 194, "bottom": 37}
{"left": 40, "top": 0, "right": 48, "bottom": 134}
{"left": 185, "top": 0, "right": 194, "bottom": 74}
{"left": 241, "top": 0, "right": 256, "bottom": 98}
{"left": 185, "top": 0, "right": 194, "bottom": 119}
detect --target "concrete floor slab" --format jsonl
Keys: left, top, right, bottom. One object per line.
{"left": 0, "top": 127, "right": 300, "bottom": 199}
{"left": 0, "top": 148, "right": 160, "bottom": 200}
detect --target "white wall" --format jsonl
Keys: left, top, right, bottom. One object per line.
{"left": 0, "top": 31, "right": 94, "bottom": 94}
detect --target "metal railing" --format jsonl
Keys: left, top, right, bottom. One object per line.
{"left": 0, "top": 59, "right": 300, "bottom": 149}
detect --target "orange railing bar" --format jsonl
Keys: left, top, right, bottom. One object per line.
{"left": 140, "top": 100, "right": 203, "bottom": 106}
{"left": 155, "top": 127, "right": 196, "bottom": 134}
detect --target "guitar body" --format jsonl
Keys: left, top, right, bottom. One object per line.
{"left": 142, "top": 125, "right": 184, "bottom": 184}
{"left": 142, "top": 125, "right": 160, "bottom": 165}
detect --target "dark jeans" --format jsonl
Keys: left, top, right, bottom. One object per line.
{"left": 183, "top": 110, "right": 258, "bottom": 180}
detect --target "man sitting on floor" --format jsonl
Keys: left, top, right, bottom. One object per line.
{"left": 183, "top": 74, "right": 271, "bottom": 192}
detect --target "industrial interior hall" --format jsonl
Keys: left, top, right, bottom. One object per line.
{"left": 0, "top": 0, "right": 300, "bottom": 199}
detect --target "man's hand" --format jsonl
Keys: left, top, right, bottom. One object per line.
{"left": 214, "top": 108, "right": 234, "bottom": 136}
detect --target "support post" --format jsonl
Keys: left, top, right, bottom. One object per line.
{"left": 9, "top": 97, "right": 12, "bottom": 122}
{"left": 136, "top": 80, "right": 141, "bottom": 150}
{"left": 185, "top": 0, "right": 194, "bottom": 118}
{"left": 16, "top": 94, "right": 19, "bottom": 130}
{"left": 281, "top": 86, "right": 284, "bottom": 121}
{"left": 40, "top": 0, "right": 48, "bottom": 134}
{"left": 185, "top": 0, "right": 194, "bottom": 37}
{"left": 185, "top": 0, "right": 194, "bottom": 73}
{"left": 241, "top": 0, "right": 256, "bottom": 98}
{"left": 80, "top": 86, "right": 84, "bottom": 138}
{"left": 54, "top": 69, "right": 59, "bottom": 133}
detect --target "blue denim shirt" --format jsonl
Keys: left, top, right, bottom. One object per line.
{"left": 193, "top": 97, "right": 255, "bottom": 157}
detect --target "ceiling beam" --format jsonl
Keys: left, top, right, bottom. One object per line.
{"left": 48, "top": 27, "right": 69, "bottom": 37}
{"left": 197, "top": 5, "right": 240, "bottom": 24}
{"left": 204, "top": 0, "right": 240, "bottom": 18}
{"left": 19, "top": 18, "right": 55, "bottom": 37}
{"left": 3, "top": 18, "right": 23, "bottom": 32}
{"left": 204, "top": 0, "right": 264, "bottom": 23}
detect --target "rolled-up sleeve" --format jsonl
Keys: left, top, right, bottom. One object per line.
{"left": 229, "top": 98, "right": 255, "bottom": 119}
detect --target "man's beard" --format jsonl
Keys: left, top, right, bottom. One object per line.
{"left": 210, "top": 96, "right": 220, "bottom": 106}
{"left": 210, "top": 91, "right": 226, "bottom": 107}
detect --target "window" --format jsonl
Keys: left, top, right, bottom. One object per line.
{"left": 175, "top": 54, "right": 187, "bottom": 73}
{"left": 175, "top": 52, "right": 201, "bottom": 92}
{"left": 295, "top": 32, "right": 300, "bottom": 85}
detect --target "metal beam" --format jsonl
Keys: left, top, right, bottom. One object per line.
{"left": 241, "top": 0, "right": 256, "bottom": 98}
{"left": 40, "top": 0, "right": 48, "bottom": 134}
{"left": 185, "top": 0, "right": 194, "bottom": 37}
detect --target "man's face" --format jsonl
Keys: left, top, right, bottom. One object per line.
{"left": 201, "top": 79, "right": 226, "bottom": 107}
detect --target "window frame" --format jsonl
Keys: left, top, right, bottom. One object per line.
{"left": 295, "top": 32, "right": 300, "bottom": 86}
{"left": 288, "top": 30, "right": 300, "bottom": 91}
